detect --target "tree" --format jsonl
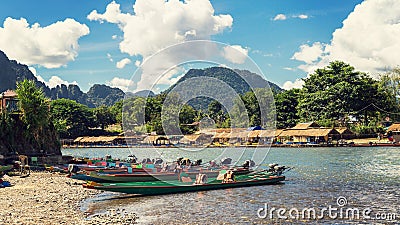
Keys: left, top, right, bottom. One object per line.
{"left": 15, "top": 79, "right": 60, "bottom": 154}
{"left": 297, "top": 61, "right": 388, "bottom": 126}
{"left": 93, "top": 105, "right": 116, "bottom": 130}
{"left": 275, "top": 89, "right": 300, "bottom": 128}
{"left": 378, "top": 67, "right": 400, "bottom": 121}
{"left": 16, "top": 80, "right": 50, "bottom": 143}
{"left": 110, "top": 100, "right": 123, "bottom": 124}
{"left": 179, "top": 104, "right": 197, "bottom": 134}
{"left": 50, "top": 99, "right": 96, "bottom": 138}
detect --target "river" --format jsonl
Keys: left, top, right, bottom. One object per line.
{"left": 62, "top": 147, "right": 400, "bottom": 224}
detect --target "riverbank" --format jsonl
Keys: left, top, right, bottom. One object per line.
{"left": 0, "top": 172, "right": 138, "bottom": 224}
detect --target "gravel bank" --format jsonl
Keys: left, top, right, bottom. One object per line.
{"left": 0, "top": 172, "right": 138, "bottom": 225}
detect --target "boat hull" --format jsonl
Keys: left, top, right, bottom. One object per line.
{"left": 86, "top": 176, "right": 285, "bottom": 195}
{"left": 89, "top": 170, "right": 221, "bottom": 182}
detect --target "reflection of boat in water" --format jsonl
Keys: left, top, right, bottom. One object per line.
{"left": 84, "top": 172, "right": 285, "bottom": 196}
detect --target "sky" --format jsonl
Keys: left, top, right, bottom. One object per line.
{"left": 1, "top": 0, "right": 399, "bottom": 93}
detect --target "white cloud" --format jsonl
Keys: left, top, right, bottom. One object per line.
{"left": 292, "top": 0, "right": 400, "bottom": 77}
{"left": 292, "top": 42, "right": 325, "bottom": 64}
{"left": 116, "top": 58, "right": 132, "bottom": 69}
{"left": 283, "top": 79, "right": 304, "bottom": 90}
{"left": 111, "top": 34, "right": 117, "bottom": 40}
{"left": 134, "top": 60, "right": 141, "bottom": 67}
{"left": 294, "top": 14, "right": 309, "bottom": 19}
{"left": 222, "top": 45, "right": 248, "bottom": 64}
{"left": 28, "top": 66, "right": 77, "bottom": 88}
{"left": 28, "top": 66, "right": 46, "bottom": 83}
{"left": 88, "top": 0, "right": 233, "bottom": 58}
{"left": 107, "top": 53, "right": 113, "bottom": 62}
{"left": 283, "top": 67, "right": 296, "bottom": 71}
{"left": 0, "top": 17, "right": 89, "bottom": 68}
{"left": 157, "top": 67, "right": 186, "bottom": 86}
{"left": 106, "top": 77, "right": 134, "bottom": 92}
{"left": 88, "top": 0, "right": 233, "bottom": 91}
{"left": 273, "top": 14, "right": 287, "bottom": 21}
{"left": 48, "top": 76, "right": 78, "bottom": 88}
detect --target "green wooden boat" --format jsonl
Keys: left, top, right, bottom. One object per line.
{"left": 83, "top": 172, "right": 285, "bottom": 195}
{"left": 87, "top": 168, "right": 251, "bottom": 183}
{"left": 0, "top": 165, "right": 12, "bottom": 172}
{"left": 88, "top": 170, "right": 220, "bottom": 182}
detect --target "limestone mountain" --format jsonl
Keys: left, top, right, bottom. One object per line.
{"left": 0, "top": 50, "right": 124, "bottom": 107}
{"left": 164, "top": 66, "right": 282, "bottom": 110}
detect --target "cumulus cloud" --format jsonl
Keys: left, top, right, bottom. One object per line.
{"left": 283, "top": 79, "right": 305, "bottom": 90}
{"left": 106, "top": 77, "right": 134, "bottom": 92}
{"left": 47, "top": 76, "right": 78, "bottom": 88}
{"left": 116, "top": 58, "right": 132, "bottom": 69}
{"left": 292, "top": 0, "right": 400, "bottom": 77}
{"left": 222, "top": 45, "right": 248, "bottom": 64}
{"left": 157, "top": 67, "right": 186, "bottom": 86}
{"left": 88, "top": 0, "right": 233, "bottom": 91}
{"left": 111, "top": 34, "right": 118, "bottom": 40}
{"left": 0, "top": 17, "right": 89, "bottom": 68}
{"left": 292, "top": 42, "right": 325, "bottom": 64}
{"left": 88, "top": 0, "right": 233, "bottom": 58}
{"left": 28, "top": 66, "right": 46, "bottom": 83}
{"left": 273, "top": 14, "right": 287, "bottom": 21}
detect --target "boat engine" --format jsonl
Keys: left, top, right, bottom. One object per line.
{"left": 221, "top": 157, "right": 232, "bottom": 165}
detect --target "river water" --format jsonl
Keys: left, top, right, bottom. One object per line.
{"left": 62, "top": 147, "right": 400, "bottom": 224}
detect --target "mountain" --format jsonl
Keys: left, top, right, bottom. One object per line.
{"left": 164, "top": 66, "right": 282, "bottom": 110}
{"left": 233, "top": 69, "right": 282, "bottom": 93}
{"left": 0, "top": 50, "right": 51, "bottom": 94}
{"left": 86, "top": 84, "right": 125, "bottom": 107}
{"left": 0, "top": 50, "right": 124, "bottom": 107}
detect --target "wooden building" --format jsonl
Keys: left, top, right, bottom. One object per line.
{"left": 0, "top": 90, "right": 18, "bottom": 113}
{"left": 278, "top": 128, "right": 340, "bottom": 143}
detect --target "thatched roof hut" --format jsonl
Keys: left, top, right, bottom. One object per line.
{"left": 387, "top": 123, "right": 400, "bottom": 132}
{"left": 278, "top": 128, "right": 340, "bottom": 143}
{"left": 291, "top": 122, "right": 320, "bottom": 130}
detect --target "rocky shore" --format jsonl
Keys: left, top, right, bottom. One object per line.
{"left": 0, "top": 172, "right": 138, "bottom": 225}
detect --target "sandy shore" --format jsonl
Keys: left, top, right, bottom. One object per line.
{"left": 0, "top": 172, "right": 138, "bottom": 225}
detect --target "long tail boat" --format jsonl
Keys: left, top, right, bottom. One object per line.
{"left": 87, "top": 169, "right": 221, "bottom": 182}
{"left": 83, "top": 171, "right": 285, "bottom": 195}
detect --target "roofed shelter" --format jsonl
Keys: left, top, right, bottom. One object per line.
{"left": 278, "top": 128, "right": 340, "bottom": 143}
{"left": 0, "top": 90, "right": 19, "bottom": 113}
{"left": 335, "top": 127, "right": 355, "bottom": 139}
{"left": 143, "top": 135, "right": 171, "bottom": 146}
{"left": 291, "top": 122, "right": 320, "bottom": 130}
{"left": 387, "top": 123, "right": 400, "bottom": 132}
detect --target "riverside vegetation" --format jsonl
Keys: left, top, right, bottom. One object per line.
{"left": 2, "top": 60, "right": 400, "bottom": 148}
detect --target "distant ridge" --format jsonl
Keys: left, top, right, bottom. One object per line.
{"left": 164, "top": 66, "right": 282, "bottom": 110}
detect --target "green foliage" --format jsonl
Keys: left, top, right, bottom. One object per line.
{"left": 93, "top": 105, "right": 116, "bottom": 130}
{"left": 275, "top": 89, "right": 300, "bottom": 128}
{"left": 110, "top": 100, "right": 123, "bottom": 124}
{"left": 16, "top": 79, "right": 49, "bottom": 132}
{"left": 297, "top": 61, "right": 390, "bottom": 126}
{"left": 0, "top": 79, "right": 62, "bottom": 155}
{"left": 50, "top": 99, "right": 96, "bottom": 138}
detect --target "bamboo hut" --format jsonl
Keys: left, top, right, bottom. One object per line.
{"left": 278, "top": 128, "right": 340, "bottom": 144}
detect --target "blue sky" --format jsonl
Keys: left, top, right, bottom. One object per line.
{"left": 2, "top": 0, "right": 398, "bottom": 92}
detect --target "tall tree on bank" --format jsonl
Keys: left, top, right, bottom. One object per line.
{"left": 297, "top": 61, "right": 390, "bottom": 126}
{"left": 275, "top": 89, "right": 300, "bottom": 128}
{"left": 16, "top": 79, "right": 60, "bottom": 154}
{"left": 378, "top": 67, "right": 400, "bottom": 121}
